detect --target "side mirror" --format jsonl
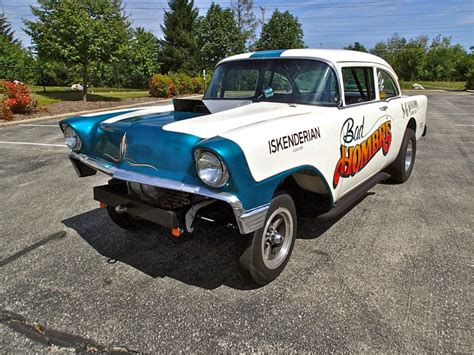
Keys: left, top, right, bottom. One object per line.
{"left": 262, "top": 87, "right": 274, "bottom": 98}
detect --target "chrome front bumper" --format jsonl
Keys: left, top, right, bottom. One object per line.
{"left": 69, "top": 152, "right": 268, "bottom": 234}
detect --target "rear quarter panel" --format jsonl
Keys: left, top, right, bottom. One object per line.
{"left": 386, "top": 94, "right": 428, "bottom": 165}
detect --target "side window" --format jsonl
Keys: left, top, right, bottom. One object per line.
{"left": 294, "top": 67, "right": 339, "bottom": 104}
{"left": 295, "top": 70, "right": 323, "bottom": 93}
{"left": 342, "top": 67, "right": 375, "bottom": 105}
{"left": 377, "top": 70, "right": 399, "bottom": 99}
{"left": 263, "top": 71, "right": 292, "bottom": 94}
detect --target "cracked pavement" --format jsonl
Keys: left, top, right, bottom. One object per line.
{"left": 0, "top": 92, "right": 473, "bottom": 352}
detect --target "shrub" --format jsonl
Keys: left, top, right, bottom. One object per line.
{"left": 465, "top": 69, "right": 474, "bottom": 90}
{"left": 191, "top": 76, "right": 205, "bottom": 94}
{"left": 149, "top": 72, "right": 207, "bottom": 97}
{"left": 170, "top": 72, "right": 194, "bottom": 96}
{"left": 0, "top": 80, "right": 36, "bottom": 120}
{"left": 149, "top": 74, "right": 175, "bottom": 98}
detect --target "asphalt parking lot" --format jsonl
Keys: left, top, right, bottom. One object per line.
{"left": 0, "top": 91, "right": 472, "bottom": 352}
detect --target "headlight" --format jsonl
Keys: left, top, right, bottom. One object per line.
{"left": 194, "top": 150, "right": 229, "bottom": 187}
{"left": 62, "top": 124, "right": 82, "bottom": 151}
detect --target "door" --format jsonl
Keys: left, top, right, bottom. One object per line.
{"left": 376, "top": 68, "right": 405, "bottom": 164}
{"left": 334, "top": 65, "right": 393, "bottom": 197}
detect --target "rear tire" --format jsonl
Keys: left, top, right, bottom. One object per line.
{"left": 389, "top": 128, "right": 416, "bottom": 183}
{"left": 106, "top": 206, "right": 150, "bottom": 230}
{"left": 239, "top": 194, "right": 297, "bottom": 285}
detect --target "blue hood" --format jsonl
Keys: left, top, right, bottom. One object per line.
{"left": 61, "top": 110, "right": 206, "bottom": 183}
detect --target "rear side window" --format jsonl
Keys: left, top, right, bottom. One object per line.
{"left": 377, "top": 69, "right": 399, "bottom": 99}
{"left": 263, "top": 71, "right": 292, "bottom": 94}
{"left": 342, "top": 67, "right": 375, "bottom": 105}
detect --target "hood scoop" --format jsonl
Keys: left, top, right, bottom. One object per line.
{"left": 173, "top": 98, "right": 252, "bottom": 114}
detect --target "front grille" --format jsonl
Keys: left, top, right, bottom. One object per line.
{"left": 127, "top": 182, "right": 204, "bottom": 210}
{"left": 158, "top": 191, "right": 191, "bottom": 209}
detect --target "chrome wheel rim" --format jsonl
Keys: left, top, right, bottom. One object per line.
{"left": 261, "top": 207, "right": 294, "bottom": 270}
{"left": 405, "top": 140, "right": 413, "bottom": 172}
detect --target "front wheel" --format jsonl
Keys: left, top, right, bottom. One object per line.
{"left": 239, "top": 194, "right": 297, "bottom": 285}
{"left": 389, "top": 128, "right": 417, "bottom": 183}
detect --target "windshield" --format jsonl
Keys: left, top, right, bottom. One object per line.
{"left": 204, "top": 59, "right": 340, "bottom": 106}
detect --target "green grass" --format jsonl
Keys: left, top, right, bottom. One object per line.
{"left": 399, "top": 81, "right": 466, "bottom": 90}
{"left": 31, "top": 86, "right": 150, "bottom": 105}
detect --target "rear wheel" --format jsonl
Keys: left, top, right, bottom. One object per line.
{"left": 106, "top": 206, "right": 150, "bottom": 230}
{"left": 239, "top": 194, "right": 297, "bottom": 285}
{"left": 389, "top": 128, "right": 416, "bottom": 183}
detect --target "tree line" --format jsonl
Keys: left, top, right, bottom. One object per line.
{"left": 1, "top": 0, "right": 473, "bottom": 101}
{"left": 1, "top": 0, "right": 304, "bottom": 100}
{"left": 345, "top": 35, "right": 473, "bottom": 82}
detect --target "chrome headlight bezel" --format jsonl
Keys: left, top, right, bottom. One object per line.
{"left": 194, "top": 150, "right": 229, "bottom": 188}
{"left": 61, "top": 124, "right": 82, "bottom": 151}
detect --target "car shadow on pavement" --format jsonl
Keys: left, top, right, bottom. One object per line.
{"left": 62, "top": 193, "right": 372, "bottom": 290}
{"left": 62, "top": 208, "right": 258, "bottom": 290}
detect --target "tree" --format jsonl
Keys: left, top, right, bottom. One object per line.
{"left": 196, "top": 4, "right": 245, "bottom": 70}
{"left": 0, "top": 13, "right": 31, "bottom": 81}
{"left": 126, "top": 28, "right": 161, "bottom": 88}
{"left": 371, "top": 41, "right": 390, "bottom": 60}
{"left": 397, "top": 36, "right": 428, "bottom": 80}
{"left": 423, "top": 36, "right": 469, "bottom": 81}
{"left": 231, "top": 0, "right": 257, "bottom": 49}
{"left": 25, "top": 0, "right": 131, "bottom": 101}
{"left": 0, "top": 35, "right": 32, "bottom": 81}
{"left": 34, "top": 60, "right": 77, "bottom": 90}
{"left": 344, "top": 41, "right": 368, "bottom": 52}
{"left": 255, "top": 10, "right": 304, "bottom": 51}
{"left": 0, "top": 13, "right": 19, "bottom": 45}
{"left": 160, "top": 0, "right": 199, "bottom": 75}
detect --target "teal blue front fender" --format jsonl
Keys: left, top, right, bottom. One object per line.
{"left": 195, "top": 137, "right": 334, "bottom": 210}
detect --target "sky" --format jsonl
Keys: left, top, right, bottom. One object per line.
{"left": 2, "top": 0, "right": 474, "bottom": 51}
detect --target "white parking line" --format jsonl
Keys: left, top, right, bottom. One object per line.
{"left": 0, "top": 141, "right": 66, "bottom": 147}
{"left": 455, "top": 125, "right": 474, "bottom": 127}
{"left": 19, "top": 124, "right": 59, "bottom": 127}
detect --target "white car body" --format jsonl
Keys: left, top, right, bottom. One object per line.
{"left": 62, "top": 49, "right": 427, "bottom": 284}
{"left": 165, "top": 49, "right": 427, "bottom": 204}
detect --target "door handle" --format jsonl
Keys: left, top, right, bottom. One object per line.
{"left": 379, "top": 105, "right": 388, "bottom": 111}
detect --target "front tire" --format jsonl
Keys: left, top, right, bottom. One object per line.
{"left": 239, "top": 194, "right": 297, "bottom": 285}
{"left": 389, "top": 128, "right": 416, "bottom": 183}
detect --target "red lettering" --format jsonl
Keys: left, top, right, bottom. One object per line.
{"left": 333, "top": 120, "right": 392, "bottom": 188}
{"left": 352, "top": 144, "right": 361, "bottom": 175}
{"left": 333, "top": 145, "right": 352, "bottom": 188}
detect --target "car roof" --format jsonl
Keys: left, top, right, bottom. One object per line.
{"left": 218, "top": 49, "right": 392, "bottom": 68}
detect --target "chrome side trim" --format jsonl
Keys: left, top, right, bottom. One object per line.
{"left": 70, "top": 152, "right": 116, "bottom": 175}
{"left": 69, "top": 152, "right": 269, "bottom": 234}
{"left": 113, "top": 168, "right": 243, "bottom": 208}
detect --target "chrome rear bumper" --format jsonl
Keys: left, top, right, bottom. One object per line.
{"left": 69, "top": 152, "right": 268, "bottom": 234}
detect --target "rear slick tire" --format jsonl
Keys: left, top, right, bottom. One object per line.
{"left": 389, "top": 128, "right": 416, "bottom": 183}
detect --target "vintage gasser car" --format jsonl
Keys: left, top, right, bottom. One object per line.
{"left": 60, "top": 49, "right": 427, "bottom": 285}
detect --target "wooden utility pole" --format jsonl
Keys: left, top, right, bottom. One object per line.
{"left": 259, "top": 6, "right": 266, "bottom": 30}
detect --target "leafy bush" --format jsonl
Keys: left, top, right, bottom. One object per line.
{"left": 191, "top": 76, "right": 205, "bottom": 94}
{"left": 465, "top": 69, "right": 474, "bottom": 90}
{"left": 170, "top": 72, "right": 194, "bottom": 96}
{"left": 149, "top": 72, "right": 207, "bottom": 97}
{"left": 0, "top": 80, "right": 36, "bottom": 120}
{"left": 149, "top": 74, "right": 176, "bottom": 98}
